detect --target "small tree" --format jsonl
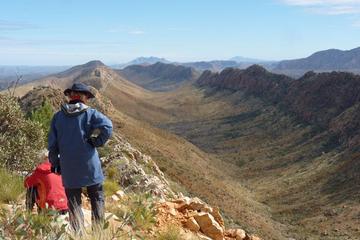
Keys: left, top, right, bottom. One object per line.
{"left": 0, "top": 94, "right": 44, "bottom": 171}
{"left": 29, "top": 100, "right": 54, "bottom": 141}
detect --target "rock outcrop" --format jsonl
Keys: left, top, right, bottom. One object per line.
{"left": 102, "top": 134, "right": 174, "bottom": 199}
{"left": 156, "top": 197, "right": 262, "bottom": 240}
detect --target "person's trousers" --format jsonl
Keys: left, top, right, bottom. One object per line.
{"left": 65, "top": 183, "right": 104, "bottom": 232}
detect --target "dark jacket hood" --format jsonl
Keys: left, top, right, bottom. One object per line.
{"left": 61, "top": 102, "right": 89, "bottom": 116}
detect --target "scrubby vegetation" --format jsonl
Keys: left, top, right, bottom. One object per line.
{"left": 103, "top": 179, "right": 120, "bottom": 197}
{"left": 0, "top": 94, "right": 44, "bottom": 171}
{"left": 0, "top": 169, "right": 23, "bottom": 203}
{"left": 0, "top": 206, "right": 67, "bottom": 240}
{"left": 0, "top": 206, "right": 126, "bottom": 240}
{"left": 111, "top": 193, "right": 156, "bottom": 232}
{"left": 28, "top": 99, "right": 53, "bottom": 141}
{"left": 156, "top": 226, "right": 182, "bottom": 240}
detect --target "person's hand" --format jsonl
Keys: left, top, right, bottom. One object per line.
{"left": 51, "top": 166, "right": 61, "bottom": 175}
{"left": 87, "top": 137, "right": 97, "bottom": 147}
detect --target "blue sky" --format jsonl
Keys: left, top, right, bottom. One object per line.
{"left": 1, "top": 0, "right": 360, "bottom": 65}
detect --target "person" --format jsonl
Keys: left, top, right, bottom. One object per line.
{"left": 24, "top": 152, "right": 68, "bottom": 214}
{"left": 48, "top": 82, "right": 113, "bottom": 232}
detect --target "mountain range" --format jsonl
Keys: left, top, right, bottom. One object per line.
{"left": 115, "top": 46, "right": 360, "bottom": 75}
{"left": 274, "top": 47, "right": 360, "bottom": 77}
{"left": 2, "top": 46, "right": 360, "bottom": 91}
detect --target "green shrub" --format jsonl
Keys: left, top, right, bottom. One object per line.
{"left": 0, "top": 205, "right": 128, "bottom": 240}
{"left": 112, "top": 193, "right": 156, "bottom": 231}
{"left": 0, "top": 206, "right": 67, "bottom": 240}
{"left": 0, "top": 169, "right": 23, "bottom": 203}
{"left": 105, "top": 166, "right": 120, "bottom": 181}
{"left": 0, "top": 94, "right": 44, "bottom": 171}
{"left": 28, "top": 100, "right": 53, "bottom": 141}
{"left": 103, "top": 179, "right": 120, "bottom": 197}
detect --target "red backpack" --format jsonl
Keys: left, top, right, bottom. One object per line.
{"left": 24, "top": 160, "right": 68, "bottom": 211}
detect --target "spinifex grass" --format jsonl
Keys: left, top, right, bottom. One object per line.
{"left": 0, "top": 168, "right": 23, "bottom": 203}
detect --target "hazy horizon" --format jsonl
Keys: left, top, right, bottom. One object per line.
{"left": 1, "top": 0, "right": 360, "bottom": 65}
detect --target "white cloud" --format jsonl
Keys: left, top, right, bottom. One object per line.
{"left": 281, "top": 0, "right": 360, "bottom": 15}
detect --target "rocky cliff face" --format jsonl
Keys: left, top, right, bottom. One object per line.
{"left": 196, "top": 65, "right": 360, "bottom": 150}
{"left": 197, "top": 65, "right": 291, "bottom": 103}
{"left": 285, "top": 71, "right": 360, "bottom": 128}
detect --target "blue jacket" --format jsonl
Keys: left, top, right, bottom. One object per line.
{"left": 48, "top": 102, "right": 113, "bottom": 188}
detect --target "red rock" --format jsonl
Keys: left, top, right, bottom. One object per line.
{"left": 194, "top": 213, "right": 224, "bottom": 240}
{"left": 185, "top": 217, "right": 201, "bottom": 232}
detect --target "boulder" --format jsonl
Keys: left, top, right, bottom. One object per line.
{"left": 176, "top": 197, "right": 212, "bottom": 213}
{"left": 184, "top": 217, "right": 200, "bottom": 232}
{"left": 194, "top": 212, "right": 224, "bottom": 240}
{"left": 189, "top": 197, "right": 208, "bottom": 211}
{"left": 226, "top": 229, "right": 246, "bottom": 240}
{"left": 244, "top": 234, "right": 262, "bottom": 240}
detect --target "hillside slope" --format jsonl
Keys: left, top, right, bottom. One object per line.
{"left": 118, "top": 62, "right": 200, "bottom": 91}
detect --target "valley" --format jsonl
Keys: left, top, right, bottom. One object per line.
{"left": 119, "top": 64, "right": 360, "bottom": 240}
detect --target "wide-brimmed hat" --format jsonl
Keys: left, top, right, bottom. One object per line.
{"left": 64, "top": 83, "right": 95, "bottom": 99}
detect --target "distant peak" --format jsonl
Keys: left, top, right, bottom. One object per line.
{"left": 136, "top": 56, "right": 167, "bottom": 61}
{"left": 83, "top": 60, "right": 106, "bottom": 68}
{"left": 230, "top": 56, "right": 264, "bottom": 63}
{"left": 244, "top": 64, "right": 267, "bottom": 74}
